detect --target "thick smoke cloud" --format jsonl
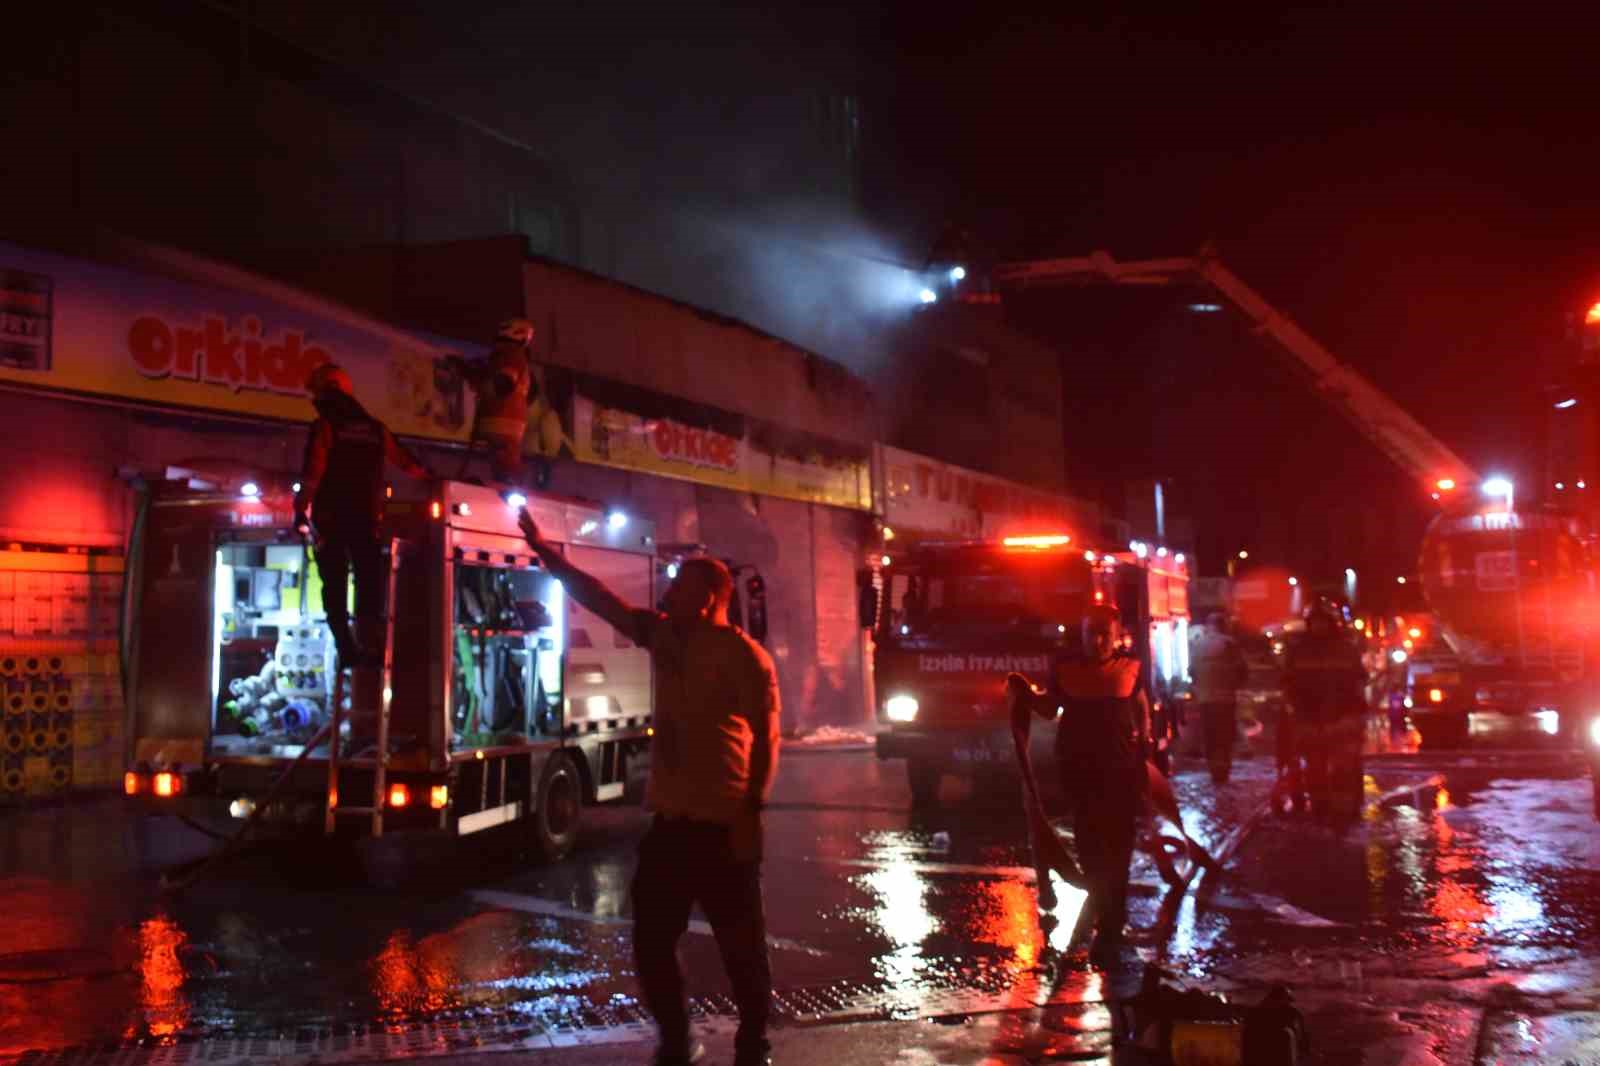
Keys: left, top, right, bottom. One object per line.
{"left": 263, "top": 1, "right": 922, "bottom": 372}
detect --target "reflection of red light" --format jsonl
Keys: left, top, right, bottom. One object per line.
{"left": 135, "top": 916, "right": 192, "bottom": 1039}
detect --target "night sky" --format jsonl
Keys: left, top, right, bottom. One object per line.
{"left": 273, "top": 3, "right": 1600, "bottom": 601}
{"left": 861, "top": 5, "right": 1600, "bottom": 598}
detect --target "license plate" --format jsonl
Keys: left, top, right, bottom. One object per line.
{"left": 954, "top": 746, "right": 1005, "bottom": 764}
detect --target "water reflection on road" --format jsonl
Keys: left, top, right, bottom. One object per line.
{"left": 1, "top": 749, "right": 1596, "bottom": 1057}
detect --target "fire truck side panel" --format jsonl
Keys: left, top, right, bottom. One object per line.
{"left": 130, "top": 507, "right": 224, "bottom": 768}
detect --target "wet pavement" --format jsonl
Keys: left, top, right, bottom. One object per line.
{"left": 2, "top": 726, "right": 1598, "bottom": 1064}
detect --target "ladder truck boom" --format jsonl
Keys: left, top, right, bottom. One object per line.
{"left": 992, "top": 249, "right": 1480, "bottom": 495}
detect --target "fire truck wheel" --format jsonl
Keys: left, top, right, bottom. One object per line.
{"left": 907, "top": 760, "right": 942, "bottom": 809}
{"left": 531, "top": 753, "right": 582, "bottom": 861}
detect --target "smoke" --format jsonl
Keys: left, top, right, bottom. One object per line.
{"left": 601, "top": 198, "right": 933, "bottom": 373}
{"left": 258, "top": 1, "right": 928, "bottom": 373}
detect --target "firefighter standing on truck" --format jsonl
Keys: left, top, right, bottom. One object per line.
{"left": 1281, "top": 602, "right": 1367, "bottom": 818}
{"left": 454, "top": 318, "right": 558, "bottom": 485}
{"left": 294, "top": 364, "right": 433, "bottom": 681}
{"left": 1054, "top": 604, "right": 1151, "bottom": 959}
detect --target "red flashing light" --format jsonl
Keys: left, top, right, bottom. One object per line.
{"left": 429, "top": 784, "right": 449, "bottom": 810}
{"left": 152, "top": 771, "right": 181, "bottom": 798}
{"left": 124, "top": 771, "right": 141, "bottom": 796}
{"left": 1429, "top": 688, "right": 1444, "bottom": 704}
{"left": 1435, "top": 478, "right": 1456, "bottom": 492}
{"left": 1002, "top": 534, "right": 1073, "bottom": 549}
{"left": 1587, "top": 302, "right": 1600, "bottom": 325}
{"left": 387, "top": 783, "right": 411, "bottom": 809}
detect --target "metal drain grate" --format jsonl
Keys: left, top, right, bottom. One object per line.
{"left": 9, "top": 969, "right": 1109, "bottom": 1066}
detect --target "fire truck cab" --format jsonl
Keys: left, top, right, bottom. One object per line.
{"left": 122, "top": 473, "right": 656, "bottom": 866}
{"left": 871, "top": 535, "right": 1190, "bottom": 807}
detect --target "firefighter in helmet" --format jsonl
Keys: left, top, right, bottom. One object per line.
{"left": 1053, "top": 603, "right": 1151, "bottom": 958}
{"left": 294, "top": 363, "right": 433, "bottom": 671}
{"left": 454, "top": 318, "right": 556, "bottom": 484}
{"left": 1280, "top": 600, "right": 1366, "bottom": 818}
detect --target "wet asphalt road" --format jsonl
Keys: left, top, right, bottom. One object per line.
{"left": 2, "top": 726, "right": 1598, "bottom": 1063}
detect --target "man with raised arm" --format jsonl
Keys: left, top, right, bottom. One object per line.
{"left": 517, "top": 509, "right": 780, "bottom": 1066}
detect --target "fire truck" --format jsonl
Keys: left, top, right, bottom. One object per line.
{"left": 871, "top": 534, "right": 1190, "bottom": 807}
{"left": 993, "top": 249, "right": 1600, "bottom": 760}
{"left": 121, "top": 472, "right": 657, "bottom": 870}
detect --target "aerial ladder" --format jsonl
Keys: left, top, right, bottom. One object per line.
{"left": 990, "top": 248, "right": 1481, "bottom": 498}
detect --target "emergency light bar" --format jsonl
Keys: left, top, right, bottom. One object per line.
{"left": 1002, "top": 534, "right": 1073, "bottom": 549}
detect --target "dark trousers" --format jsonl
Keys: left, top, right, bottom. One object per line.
{"left": 315, "top": 531, "right": 385, "bottom": 663}
{"left": 1065, "top": 767, "right": 1140, "bottom": 939}
{"left": 632, "top": 816, "right": 771, "bottom": 1056}
{"left": 1199, "top": 700, "right": 1237, "bottom": 756}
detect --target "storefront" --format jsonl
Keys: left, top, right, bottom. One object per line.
{"left": 0, "top": 237, "right": 884, "bottom": 801}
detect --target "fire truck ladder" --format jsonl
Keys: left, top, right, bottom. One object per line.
{"left": 323, "top": 537, "right": 403, "bottom": 837}
{"left": 991, "top": 248, "right": 1481, "bottom": 494}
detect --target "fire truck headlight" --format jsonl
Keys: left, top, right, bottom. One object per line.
{"left": 918, "top": 288, "right": 937, "bottom": 305}
{"left": 607, "top": 511, "right": 629, "bottom": 531}
{"left": 948, "top": 266, "right": 966, "bottom": 283}
{"left": 1587, "top": 717, "right": 1600, "bottom": 748}
{"left": 1535, "top": 710, "right": 1560, "bottom": 735}
{"left": 504, "top": 491, "right": 527, "bottom": 509}
{"left": 885, "top": 694, "right": 920, "bottom": 722}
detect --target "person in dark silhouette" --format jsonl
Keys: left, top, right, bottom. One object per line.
{"left": 294, "top": 363, "right": 432, "bottom": 669}
{"left": 1052, "top": 604, "right": 1150, "bottom": 959}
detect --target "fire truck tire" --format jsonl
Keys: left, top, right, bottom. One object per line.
{"left": 907, "top": 760, "right": 942, "bottom": 809}
{"left": 531, "top": 753, "right": 582, "bottom": 861}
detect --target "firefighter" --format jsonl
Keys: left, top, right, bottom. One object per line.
{"left": 1054, "top": 604, "right": 1151, "bottom": 958}
{"left": 1190, "top": 612, "right": 1250, "bottom": 784}
{"left": 1281, "top": 602, "right": 1367, "bottom": 818}
{"left": 454, "top": 318, "right": 547, "bottom": 485}
{"left": 294, "top": 364, "right": 433, "bottom": 672}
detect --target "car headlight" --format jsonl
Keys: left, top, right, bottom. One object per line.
{"left": 885, "top": 694, "right": 920, "bottom": 722}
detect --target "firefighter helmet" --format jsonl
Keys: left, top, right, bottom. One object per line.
{"left": 497, "top": 318, "right": 536, "bottom": 346}
{"left": 305, "top": 363, "right": 354, "bottom": 398}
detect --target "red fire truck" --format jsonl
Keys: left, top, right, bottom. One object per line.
{"left": 121, "top": 472, "right": 657, "bottom": 870}
{"left": 870, "top": 534, "right": 1190, "bottom": 807}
